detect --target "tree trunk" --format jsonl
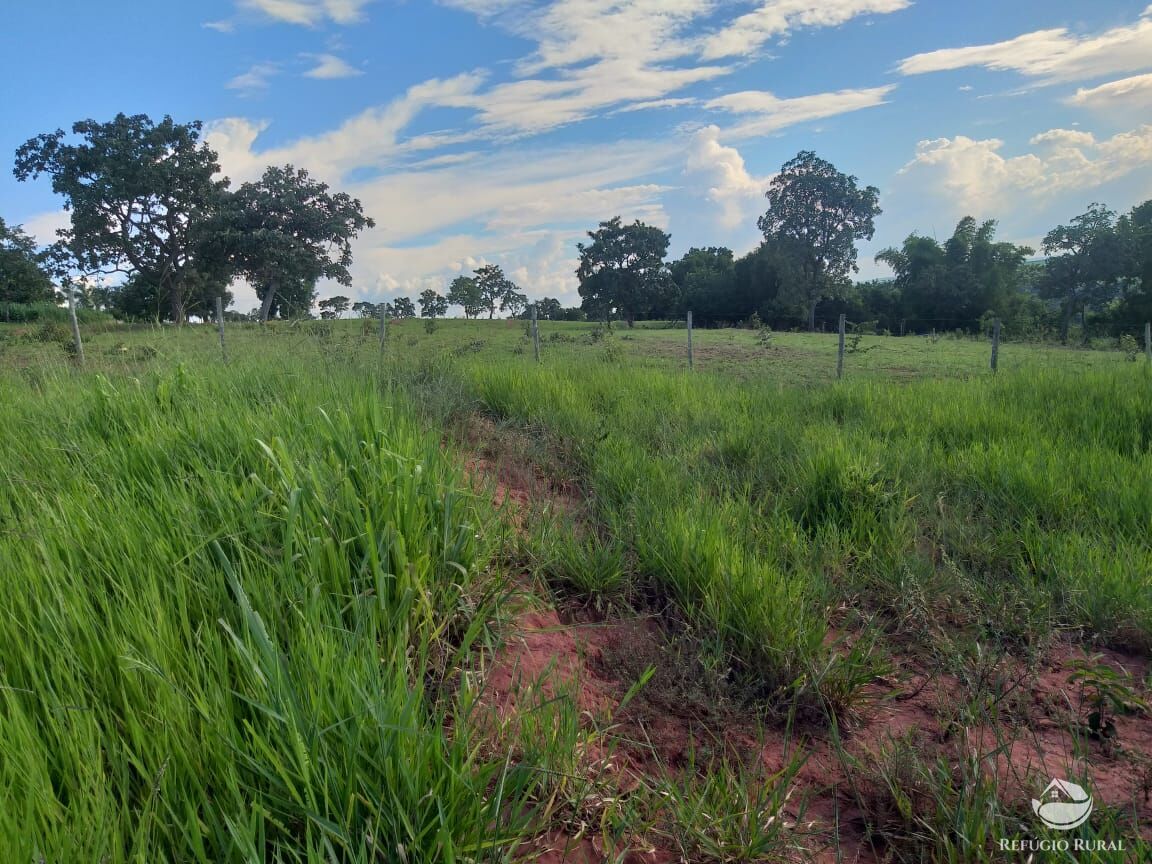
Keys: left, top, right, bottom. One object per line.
{"left": 259, "top": 278, "right": 278, "bottom": 324}
{"left": 1059, "top": 300, "right": 1072, "bottom": 344}
{"left": 808, "top": 298, "right": 818, "bottom": 332}
{"left": 170, "top": 280, "right": 186, "bottom": 326}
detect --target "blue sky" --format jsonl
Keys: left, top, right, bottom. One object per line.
{"left": 3, "top": 0, "right": 1152, "bottom": 312}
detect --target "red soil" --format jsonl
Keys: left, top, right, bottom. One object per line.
{"left": 466, "top": 448, "right": 1152, "bottom": 862}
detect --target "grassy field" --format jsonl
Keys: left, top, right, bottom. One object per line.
{"left": 1, "top": 317, "right": 1149, "bottom": 862}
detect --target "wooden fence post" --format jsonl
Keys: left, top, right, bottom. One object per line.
{"left": 531, "top": 303, "right": 540, "bottom": 362}
{"left": 687, "top": 311, "right": 694, "bottom": 370}
{"left": 216, "top": 296, "right": 227, "bottom": 362}
{"left": 1145, "top": 321, "right": 1151, "bottom": 363}
{"left": 990, "top": 317, "right": 1001, "bottom": 373}
{"left": 378, "top": 303, "right": 388, "bottom": 353}
{"left": 67, "top": 286, "right": 84, "bottom": 366}
{"left": 836, "top": 313, "right": 845, "bottom": 379}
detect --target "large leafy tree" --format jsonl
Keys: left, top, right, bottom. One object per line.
{"left": 213, "top": 165, "right": 374, "bottom": 322}
{"left": 576, "top": 217, "right": 672, "bottom": 326}
{"left": 447, "top": 275, "right": 484, "bottom": 318}
{"left": 418, "top": 288, "right": 448, "bottom": 319}
{"left": 14, "top": 114, "right": 230, "bottom": 324}
{"left": 317, "top": 295, "right": 351, "bottom": 319}
{"left": 0, "top": 218, "right": 55, "bottom": 303}
{"left": 758, "top": 151, "right": 881, "bottom": 331}
{"left": 1039, "top": 203, "right": 1124, "bottom": 342}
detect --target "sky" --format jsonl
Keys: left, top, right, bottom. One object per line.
{"left": 3, "top": 0, "right": 1152, "bottom": 313}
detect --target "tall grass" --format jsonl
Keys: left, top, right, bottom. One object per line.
{"left": 454, "top": 359, "right": 1152, "bottom": 709}
{"left": 0, "top": 354, "right": 544, "bottom": 861}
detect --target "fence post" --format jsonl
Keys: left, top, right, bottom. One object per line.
{"left": 531, "top": 303, "right": 540, "bottom": 363}
{"left": 990, "top": 317, "right": 1001, "bottom": 373}
{"left": 1145, "top": 321, "right": 1151, "bottom": 363}
{"left": 378, "top": 303, "right": 388, "bottom": 352}
{"left": 836, "top": 313, "right": 845, "bottom": 379}
{"left": 67, "top": 286, "right": 85, "bottom": 366}
{"left": 687, "top": 310, "right": 694, "bottom": 370}
{"left": 216, "top": 296, "right": 228, "bottom": 362}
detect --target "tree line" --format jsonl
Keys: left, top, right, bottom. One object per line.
{"left": 4, "top": 117, "right": 1151, "bottom": 341}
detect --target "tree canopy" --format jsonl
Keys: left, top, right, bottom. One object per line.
{"left": 576, "top": 217, "right": 672, "bottom": 326}
{"left": 212, "top": 164, "right": 374, "bottom": 323}
{"left": 14, "top": 114, "right": 230, "bottom": 324}
{"left": 0, "top": 218, "right": 55, "bottom": 304}
{"left": 758, "top": 151, "right": 881, "bottom": 330}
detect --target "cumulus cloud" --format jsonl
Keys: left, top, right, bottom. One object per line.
{"left": 685, "top": 126, "right": 770, "bottom": 229}
{"left": 898, "top": 6, "right": 1152, "bottom": 83}
{"left": 303, "top": 53, "right": 362, "bottom": 79}
{"left": 897, "top": 125, "right": 1152, "bottom": 214}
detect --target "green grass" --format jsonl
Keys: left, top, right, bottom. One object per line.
{"left": 1, "top": 316, "right": 1149, "bottom": 861}
{"left": 0, "top": 349, "right": 553, "bottom": 862}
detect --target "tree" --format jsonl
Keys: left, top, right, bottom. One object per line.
{"left": 1040, "top": 203, "right": 1124, "bottom": 343}
{"left": 758, "top": 151, "right": 881, "bottom": 331}
{"left": 213, "top": 164, "right": 373, "bottom": 323}
{"left": 351, "top": 300, "right": 378, "bottom": 318}
{"left": 576, "top": 217, "right": 672, "bottom": 326}
{"left": 535, "top": 297, "right": 563, "bottom": 320}
{"left": 0, "top": 218, "right": 55, "bottom": 303}
{"left": 317, "top": 295, "right": 350, "bottom": 319}
{"left": 469, "top": 264, "right": 521, "bottom": 319}
{"left": 391, "top": 296, "right": 416, "bottom": 318}
{"left": 447, "top": 275, "right": 484, "bottom": 318}
{"left": 876, "top": 218, "right": 1032, "bottom": 333}
{"left": 669, "top": 247, "right": 735, "bottom": 322}
{"left": 1113, "top": 200, "right": 1152, "bottom": 332}
{"left": 14, "top": 114, "right": 231, "bottom": 324}
{"left": 419, "top": 288, "right": 448, "bottom": 318}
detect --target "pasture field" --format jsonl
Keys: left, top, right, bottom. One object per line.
{"left": 1, "top": 318, "right": 1150, "bottom": 862}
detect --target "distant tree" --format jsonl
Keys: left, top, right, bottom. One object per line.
{"left": 535, "top": 297, "right": 563, "bottom": 320}
{"left": 419, "top": 288, "right": 449, "bottom": 318}
{"left": 351, "top": 300, "right": 378, "bottom": 318}
{"left": 576, "top": 217, "right": 673, "bottom": 326}
{"left": 14, "top": 113, "right": 230, "bottom": 323}
{"left": 471, "top": 264, "right": 522, "bottom": 319}
{"left": 317, "top": 295, "right": 351, "bottom": 319}
{"left": 0, "top": 218, "right": 55, "bottom": 303}
{"left": 758, "top": 151, "right": 881, "bottom": 331}
{"left": 1039, "top": 203, "right": 1124, "bottom": 343}
{"left": 447, "top": 275, "right": 484, "bottom": 318}
{"left": 212, "top": 164, "right": 373, "bottom": 323}
{"left": 391, "top": 296, "right": 416, "bottom": 318}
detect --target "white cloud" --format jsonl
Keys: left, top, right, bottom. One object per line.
{"left": 226, "top": 63, "right": 280, "bottom": 96}
{"left": 705, "top": 85, "right": 895, "bottom": 138}
{"left": 701, "top": 0, "right": 912, "bottom": 60}
{"left": 203, "top": 19, "right": 236, "bottom": 33}
{"left": 1068, "top": 72, "right": 1152, "bottom": 110}
{"left": 239, "top": 0, "right": 373, "bottom": 26}
{"left": 898, "top": 6, "right": 1152, "bottom": 82}
{"left": 434, "top": 0, "right": 908, "bottom": 135}
{"left": 303, "top": 53, "right": 363, "bottom": 79}
{"left": 897, "top": 125, "right": 1152, "bottom": 214}
{"left": 685, "top": 126, "right": 770, "bottom": 229}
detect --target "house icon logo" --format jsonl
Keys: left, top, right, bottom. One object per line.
{"left": 1032, "top": 779, "right": 1093, "bottom": 830}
